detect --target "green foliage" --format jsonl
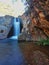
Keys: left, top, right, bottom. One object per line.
{"left": 36, "top": 38, "right": 49, "bottom": 45}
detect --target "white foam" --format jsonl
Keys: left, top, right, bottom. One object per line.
{"left": 10, "top": 36, "right": 18, "bottom": 39}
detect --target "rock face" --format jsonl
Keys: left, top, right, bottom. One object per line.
{"left": 18, "top": 0, "right": 49, "bottom": 42}
{"left": 0, "top": 15, "right": 14, "bottom": 39}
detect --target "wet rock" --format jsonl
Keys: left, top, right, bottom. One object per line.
{"left": 18, "top": 31, "right": 32, "bottom": 41}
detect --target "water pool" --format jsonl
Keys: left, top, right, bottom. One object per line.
{"left": 0, "top": 39, "right": 26, "bottom": 65}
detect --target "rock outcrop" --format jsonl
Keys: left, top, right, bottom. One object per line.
{"left": 0, "top": 15, "right": 14, "bottom": 39}
{"left": 18, "top": 0, "right": 49, "bottom": 41}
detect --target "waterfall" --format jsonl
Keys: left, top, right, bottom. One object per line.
{"left": 14, "top": 18, "right": 20, "bottom": 36}
{"left": 10, "top": 18, "right": 20, "bottom": 39}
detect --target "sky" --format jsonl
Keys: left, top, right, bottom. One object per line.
{"left": 0, "top": 0, "right": 26, "bottom": 17}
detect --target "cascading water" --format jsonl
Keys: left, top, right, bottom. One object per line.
{"left": 10, "top": 18, "right": 20, "bottom": 39}
{"left": 14, "top": 18, "right": 20, "bottom": 36}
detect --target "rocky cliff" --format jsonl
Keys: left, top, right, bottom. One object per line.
{"left": 18, "top": 0, "right": 49, "bottom": 42}
{"left": 0, "top": 15, "right": 14, "bottom": 39}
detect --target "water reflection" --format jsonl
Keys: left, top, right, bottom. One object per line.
{"left": 0, "top": 39, "right": 26, "bottom": 65}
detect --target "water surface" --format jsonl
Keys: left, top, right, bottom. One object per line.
{"left": 0, "top": 39, "right": 26, "bottom": 65}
